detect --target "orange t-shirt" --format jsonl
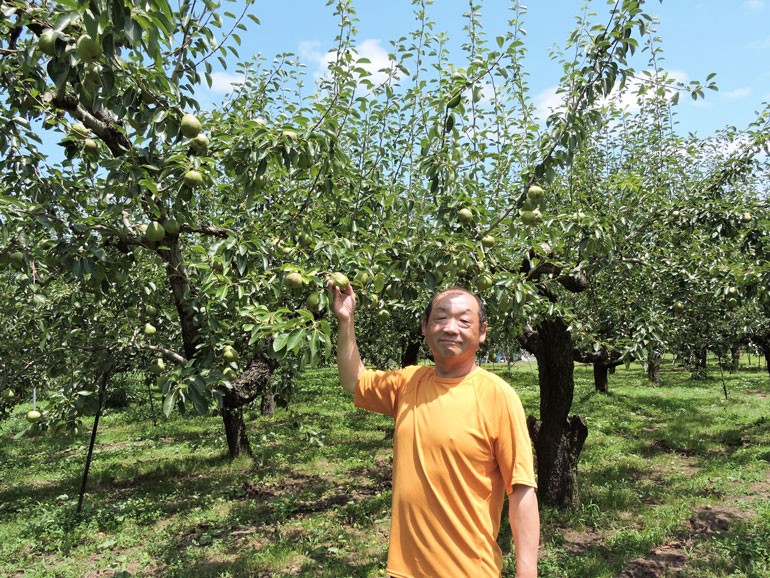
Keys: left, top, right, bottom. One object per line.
{"left": 355, "top": 365, "right": 536, "bottom": 578}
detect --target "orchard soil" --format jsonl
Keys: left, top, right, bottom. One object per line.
{"left": 1, "top": 359, "right": 769, "bottom": 577}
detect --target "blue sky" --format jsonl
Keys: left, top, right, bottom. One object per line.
{"left": 204, "top": 0, "right": 770, "bottom": 139}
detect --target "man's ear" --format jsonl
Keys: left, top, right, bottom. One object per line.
{"left": 479, "top": 322, "right": 488, "bottom": 344}
{"left": 421, "top": 319, "right": 427, "bottom": 337}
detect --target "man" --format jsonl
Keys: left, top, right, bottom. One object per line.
{"left": 331, "top": 282, "right": 539, "bottom": 578}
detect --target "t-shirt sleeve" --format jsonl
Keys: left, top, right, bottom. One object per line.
{"left": 354, "top": 368, "right": 405, "bottom": 418}
{"left": 494, "top": 386, "right": 537, "bottom": 492}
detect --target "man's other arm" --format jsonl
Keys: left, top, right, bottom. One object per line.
{"left": 509, "top": 484, "right": 539, "bottom": 578}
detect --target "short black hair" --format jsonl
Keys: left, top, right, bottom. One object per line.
{"left": 423, "top": 286, "right": 487, "bottom": 329}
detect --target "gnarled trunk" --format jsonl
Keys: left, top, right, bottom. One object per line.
{"left": 160, "top": 237, "right": 201, "bottom": 359}
{"left": 221, "top": 351, "right": 278, "bottom": 458}
{"left": 520, "top": 318, "right": 588, "bottom": 509}
{"left": 162, "top": 237, "right": 249, "bottom": 456}
{"left": 527, "top": 414, "right": 588, "bottom": 509}
{"left": 222, "top": 406, "right": 252, "bottom": 457}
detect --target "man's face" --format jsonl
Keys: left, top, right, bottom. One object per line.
{"left": 421, "top": 290, "right": 487, "bottom": 373}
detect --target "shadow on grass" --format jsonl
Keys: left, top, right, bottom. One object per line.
{"left": 602, "top": 389, "right": 770, "bottom": 466}
{"left": 572, "top": 389, "right": 767, "bottom": 506}
{"left": 152, "top": 459, "right": 392, "bottom": 577}
{"left": 2, "top": 431, "right": 394, "bottom": 572}
{"left": 164, "top": 406, "right": 393, "bottom": 575}
{"left": 289, "top": 551, "right": 386, "bottom": 578}
{"left": 536, "top": 375, "right": 770, "bottom": 576}
{"left": 161, "top": 543, "right": 387, "bottom": 578}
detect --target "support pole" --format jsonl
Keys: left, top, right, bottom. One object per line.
{"left": 76, "top": 371, "right": 109, "bottom": 514}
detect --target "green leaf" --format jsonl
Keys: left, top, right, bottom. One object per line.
{"left": 286, "top": 328, "right": 305, "bottom": 352}
{"left": 162, "top": 390, "right": 177, "bottom": 417}
{"left": 273, "top": 332, "right": 289, "bottom": 353}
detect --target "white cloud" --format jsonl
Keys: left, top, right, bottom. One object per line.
{"left": 665, "top": 69, "right": 690, "bottom": 85}
{"left": 307, "top": 38, "right": 397, "bottom": 86}
{"left": 209, "top": 71, "right": 244, "bottom": 93}
{"left": 723, "top": 87, "right": 753, "bottom": 100}
{"left": 476, "top": 81, "right": 496, "bottom": 104}
{"left": 749, "top": 35, "right": 770, "bottom": 51}
{"left": 743, "top": 0, "right": 765, "bottom": 12}
{"left": 533, "top": 69, "right": 690, "bottom": 121}
{"left": 299, "top": 41, "right": 325, "bottom": 65}
{"left": 697, "top": 133, "right": 754, "bottom": 158}
{"left": 534, "top": 86, "right": 564, "bottom": 120}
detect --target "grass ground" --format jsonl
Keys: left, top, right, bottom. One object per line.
{"left": 0, "top": 359, "right": 768, "bottom": 577}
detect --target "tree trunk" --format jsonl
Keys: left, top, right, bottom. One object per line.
{"left": 527, "top": 414, "right": 588, "bottom": 509}
{"left": 221, "top": 351, "right": 277, "bottom": 458}
{"left": 765, "top": 346, "right": 770, "bottom": 379}
{"left": 261, "top": 387, "right": 275, "bottom": 416}
{"left": 401, "top": 339, "right": 421, "bottom": 368}
{"left": 572, "top": 347, "right": 621, "bottom": 393}
{"left": 158, "top": 236, "right": 257, "bottom": 458}
{"left": 222, "top": 406, "right": 252, "bottom": 458}
{"left": 593, "top": 362, "right": 609, "bottom": 394}
{"left": 159, "top": 237, "right": 201, "bottom": 359}
{"left": 689, "top": 348, "right": 708, "bottom": 379}
{"left": 730, "top": 342, "right": 741, "bottom": 371}
{"left": 647, "top": 349, "right": 661, "bottom": 385}
{"left": 519, "top": 318, "right": 588, "bottom": 509}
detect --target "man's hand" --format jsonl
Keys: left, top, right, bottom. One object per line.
{"left": 329, "top": 280, "right": 356, "bottom": 323}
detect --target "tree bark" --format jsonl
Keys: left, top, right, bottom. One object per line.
{"left": 221, "top": 351, "right": 277, "bottom": 459}
{"left": 261, "top": 387, "right": 276, "bottom": 416}
{"left": 765, "top": 345, "right": 770, "bottom": 379}
{"left": 647, "top": 349, "right": 661, "bottom": 385}
{"left": 222, "top": 406, "right": 252, "bottom": 458}
{"left": 157, "top": 236, "right": 264, "bottom": 459}
{"left": 401, "top": 339, "right": 421, "bottom": 368}
{"left": 730, "top": 342, "right": 741, "bottom": 371}
{"left": 593, "top": 362, "right": 609, "bottom": 394}
{"left": 527, "top": 414, "right": 588, "bottom": 510}
{"left": 158, "top": 237, "right": 200, "bottom": 359}
{"left": 519, "top": 318, "right": 588, "bottom": 509}
{"left": 572, "top": 347, "right": 621, "bottom": 393}
{"left": 691, "top": 348, "right": 708, "bottom": 379}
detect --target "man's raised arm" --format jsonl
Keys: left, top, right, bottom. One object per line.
{"left": 329, "top": 282, "right": 365, "bottom": 394}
